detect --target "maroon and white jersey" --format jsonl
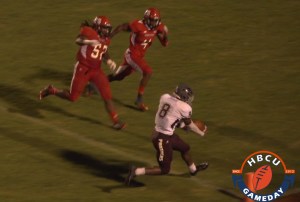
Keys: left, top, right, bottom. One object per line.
{"left": 76, "top": 26, "right": 111, "bottom": 68}
{"left": 155, "top": 94, "right": 192, "bottom": 135}
{"left": 128, "top": 19, "right": 166, "bottom": 58}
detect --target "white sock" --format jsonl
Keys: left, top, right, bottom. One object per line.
{"left": 135, "top": 167, "right": 146, "bottom": 176}
{"left": 189, "top": 163, "right": 196, "bottom": 173}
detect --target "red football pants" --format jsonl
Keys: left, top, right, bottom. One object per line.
{"left": 114, "top": 49, "right": 153, "bottom": 80}
{"left": 69, "top": 62, "right": 112, "bottom": 101}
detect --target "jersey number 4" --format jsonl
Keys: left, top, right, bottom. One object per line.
{"left": 141, "top": 39, "right": 152, "bottom": 49}
{"left": 91, "top": 44, "right": 108, "bottom": 60}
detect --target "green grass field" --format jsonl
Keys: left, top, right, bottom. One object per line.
{"left": 0, "top": 0, "right": 299, "bottom": 201}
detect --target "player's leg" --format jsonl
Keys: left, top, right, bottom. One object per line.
{"left": 172, "top": 134, "right": 208, "bottom": 175}
{"left": 125, "top": 165, "right": 162, "bottom": 185}
{"left": 107, "top": 64, "right": 133, "bottom": 82}
{"left": 125, "top": 132, "right": 172, "bottom": 185}
{"left": 135, "top": 69, "right": 152, "bottom": 110}
{"left": 91, "top": 69, "right": 126, "bottom": 130}
{"left": 108, "top": 50, "right": 134, "bottom": 82}
{"left": 152, "top": 133, "right": 173, "bottom": 175}
{"left": 124, "top": 55, "right": 152, "bottom": 111}
{"left": 141, "top": 132, "right": 173, "bottom": 175}
{"left": 39, "top": 62, "right": 88, "bottom": 102}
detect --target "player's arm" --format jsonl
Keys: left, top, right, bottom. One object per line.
{"left": 157, "top": 25, "right": 168, "bottom": 47}
{"left": 75, "top": 35, "right": 99, "bottom": 46}
{"left": 103, "top": 52, "right": 117, "bottom": 71}
{"left": 182, "top": 118, "right": 206, "bottom": 137}
{"left": 110, "top": 23, "right": 131, "bottom": 38}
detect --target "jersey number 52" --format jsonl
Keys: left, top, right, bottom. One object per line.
{"left": 91, "top": 44, "right": 108, "bottom": 60}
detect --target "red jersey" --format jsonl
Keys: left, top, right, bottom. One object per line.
{"left": 76, "top": 26, "right": 111, "bottom": 68}
{"left": 128, "top": 19, "right": 166, "bottom": 58}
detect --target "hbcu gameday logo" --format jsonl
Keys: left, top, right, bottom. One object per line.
{"left": 232, "top": 151, "right": 295, "bottom": 202}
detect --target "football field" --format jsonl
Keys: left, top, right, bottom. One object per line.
{"left": 0, "top": 0, "right": 299, "bottom": 201}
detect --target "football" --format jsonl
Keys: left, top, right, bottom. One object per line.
{"left": 253, "top": 165, "right": 273, "bottom": 191}
{"left": 193, "top": 120, "right": 207, "bottom": 132}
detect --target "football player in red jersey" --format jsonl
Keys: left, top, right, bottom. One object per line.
{"left": 39, "top": 16, "right": 126, "bottom": 130}
{"left": 124, "top": 84, "right": 209, "bottom": 185}
{"left": 107, "top": 8, "right": 169, "bottom": 111}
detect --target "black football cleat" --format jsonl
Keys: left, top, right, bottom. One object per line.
{"left": 39, "top": 84, "right": 55, "bottom": 100}
{"left": 190, "top": 162, "right": 209, "bottom": 176}
{"left": 125, "top": 166, "right": 136, "bottom": 186}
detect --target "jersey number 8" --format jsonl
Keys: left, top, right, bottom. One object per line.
{"left": 159, "top": 103, "right": 170, "bottom": 118}
{"left": 159, "top": 103, "right": 180, "bottom": 130}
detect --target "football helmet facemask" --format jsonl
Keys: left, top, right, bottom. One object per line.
{"left": 93, "top": 16, "right": 112, "bottom": 37}
{"left": 174, "top": 84, "right": 194, "bottom": 105}
{"left": 143, "top": 8, "right": 161, "bottom": 29}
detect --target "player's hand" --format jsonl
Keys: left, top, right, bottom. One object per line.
{"left": 157, "top": 25, "right": 168, "bottom": 47}
{"left": 157, "top": 25, "right": 168, "bottom": 37}
{"left": 107, "top": 59, "right": 117, "bottom": 71}
{"left": 163, "top": 25, "right": 168, "bottom": 34}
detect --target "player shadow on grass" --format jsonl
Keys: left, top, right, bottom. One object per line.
{"left": 22, "top": 67, "right": 72, "bottom": 86}
{"left": 59, "top": 149, "right": 145, "bottom": 192}
{"left": 169, "top": 171, "right": 243, "bottom": 201}
{"left": 112, "top": 98, "right": 152, "bottom": 113}
{"left": 207, "top": 121, "right": 294, "bottom": 152}
{"left": 0, "top": 83, "right": 112, "bottom": 128}
{"left": 1, "top": 129, "right": 145, "bottom": 192}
